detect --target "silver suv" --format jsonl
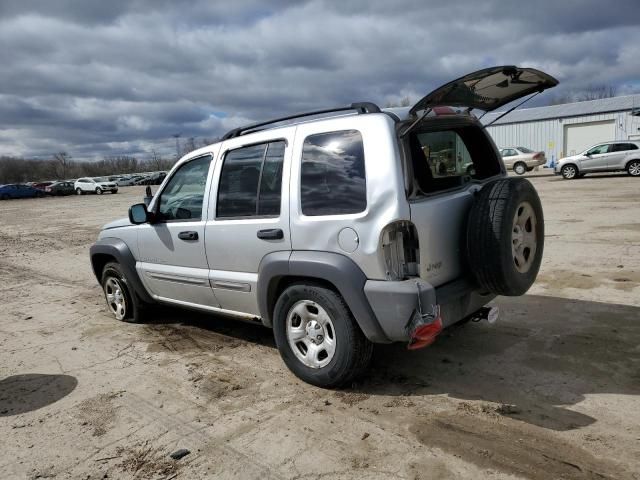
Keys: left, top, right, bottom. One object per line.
{"left": 90, "top": 66, "right": 557, "bottom": 387}
{"left": 555, "top": 141, "right": 640, "bottom": 179}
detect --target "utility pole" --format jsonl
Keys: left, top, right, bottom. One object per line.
{"left": 172, "top": 133, "right": 181, "bottom": 160}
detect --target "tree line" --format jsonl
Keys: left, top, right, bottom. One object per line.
{"left": 0, "top": 136, "right": 217, "bottom": 184}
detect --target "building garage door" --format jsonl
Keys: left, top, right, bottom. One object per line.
{"left": 564, "top": 120, "right": 615, "bottom": 156}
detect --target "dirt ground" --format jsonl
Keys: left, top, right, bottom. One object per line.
{"left": 1, "top": 171, "right": 639, "bottom": 480}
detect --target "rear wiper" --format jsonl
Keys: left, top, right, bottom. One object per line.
{"left": 484, "top": 91, "right": 541, "bottom": 127}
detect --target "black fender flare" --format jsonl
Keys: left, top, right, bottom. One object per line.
{"left": 257, "top": 251, "right": 390, "bottom": 343}
{"left": 89, "top": 237, "right": 154, "bottom": 304}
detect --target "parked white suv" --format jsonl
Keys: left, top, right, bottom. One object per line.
{"left": 90, "top": 66, "right": 557, "bottom": 387}
{"left": 75, "top": 177, "right": 119, "bottom": 195}
{"left": 555, "top": 141, "right": 640, "bottom": 179}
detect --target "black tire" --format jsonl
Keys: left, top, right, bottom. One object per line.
{"left": 627, "top": 159, "right": 640, "bottom": 177}
{"left": 273, "top": 283, "right": 373, "bottom": 388}
{"left": 561, "top": 164, "right": 578, "bottom": 179}
{"left": 1, "top": 194, "right": 9, "bottom": 200}
{"left": 466, "top": 178, "right": 544, "bottom": 296}
{"left": 36, "top": 191, "right": 45, "bottom": 198}
{"left": 466, "top": 164, "right": 476, "bottom": 176}
{"left": 76, "top": 188, "right": 83, "bottom": 195}
{"left": 513, "top": 162, "right": 527, "bottom": 175}
{"left": 95, "top": 188, "right": 103, "bottom": 195}
{"left": 100, "top": 262, "right": 147, "bottom": 323}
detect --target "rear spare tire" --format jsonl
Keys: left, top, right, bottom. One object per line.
{"left": 466, "top": 178, "right": 544, "bottom": 296}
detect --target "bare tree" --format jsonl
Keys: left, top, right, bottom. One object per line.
{"left": 549, "top": 84, "right": 618, "bottom": 105}
{"left": 182, "top": 136, "right": 198, "bottom": 155}
{"left": 53, "top": 152, "right": 71, "bottom": 179}
{"left": 579, "top": 84, "right": 617, "bottom": 101}
{"left": 384, "top": 96, "right": 412, "bottom": 108}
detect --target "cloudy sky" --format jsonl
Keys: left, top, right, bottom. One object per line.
{"left": 1, "top": 0, "right": 639, "bottom": 160}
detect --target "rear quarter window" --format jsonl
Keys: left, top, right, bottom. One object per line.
{"left": 300, "top": 130, "right": 366, "bottom": 216}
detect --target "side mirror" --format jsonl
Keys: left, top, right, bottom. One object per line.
{"left": 584, "top": 152, "right": 591, "bottom": 157}
{"left": 129, "top": 203, "right": 149, "bottom": 224}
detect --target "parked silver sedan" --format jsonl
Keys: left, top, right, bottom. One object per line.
{"left": 555, "top": 141, "right": 640, "bottom": 179}
{"left": 500, "top": 147, "right": 547, "bottom": 175}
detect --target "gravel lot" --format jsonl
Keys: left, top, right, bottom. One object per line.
{"left": 1, "top": 172, "right": 639, "bottom": 479}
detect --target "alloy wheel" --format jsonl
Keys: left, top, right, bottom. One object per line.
{"left": 512, "top": 201, "right": 537, "bottom": 274}
{"left": 104, "top": 277, "right": 127, "bottom": 320}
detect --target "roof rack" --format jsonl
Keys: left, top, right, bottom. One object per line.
{"left": 221, "top": 102, "right": 381, "bottom": 140}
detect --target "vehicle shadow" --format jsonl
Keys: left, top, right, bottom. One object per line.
{"left": 354, "top": 294, "right": 640, "bottom": 431}
{"left": 138, "top": 295, "right": 639, "bottom": 432}
{"left": 0, "top": 374, "right": 78, "bottom": 416}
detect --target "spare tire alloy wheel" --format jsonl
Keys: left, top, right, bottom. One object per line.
{"left": 512, "top": 202, "right": 537, "bottom": 273}
{"left": 514, "top": 163, "right": 526, "bottom": 175}
{"left": 628, "top": 160, "right": 640, "bottom": 176}
{"left": 561, "top": 165, "right": 577, "bottom": 179}
{"left": 286, "top": 300, "right": 336, "bottom": 369}
{"left": 466, "top": 178, "right": 544, "bottom": 296}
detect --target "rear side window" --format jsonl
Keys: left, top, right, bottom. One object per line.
{"left": 300, "top": 130, "right": 366, "bottom": 216}
{"left": 612, "top": 143, "right": 638, "bottom": 152}
{"left": 217, "top": 141, "right": 285, "bottom": 218}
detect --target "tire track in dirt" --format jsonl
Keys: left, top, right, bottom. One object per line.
{"left": 411, "top": 411, "right": 628, "bottom": 479}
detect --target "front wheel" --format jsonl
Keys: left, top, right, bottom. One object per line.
{"left": 273, "top": 283, "right": 373, "bottom": 388}
{"left": 513, "top": 162, "right": 527, "bottom": 175}
{"left": 76, "top": 188, "right": 83, "bottom": 195}
{"left": 0, "top": 194, "right": 9, "bottom": 200}
{"left": 95, "top": 188, "right": 103, "bottom": 195}
{"left": 561, "top": 164, "right": 578, "bottom": 179}
{"left": 627, "top": 160, "right": 640, "bottom": 177}
{"left": 101, "top": 262, "right": 147, "bottom": 323}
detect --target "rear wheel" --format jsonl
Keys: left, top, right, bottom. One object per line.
{"left": 513, "top": 162, "right": 527, "bottom": 175}
{"left": 101, "top": 262, "right": 147, "bottom": 323}
{"left": 561, "top": 164, "right": 578, "bottom": 179}
{"left": 467, "top": 178, "right": 544, "bottom": 296}
{"left": 627, "top": 160, "right": 640, "bottom": 177}
{"left": 273, "top": 283, "right": 373, "bottom": 388}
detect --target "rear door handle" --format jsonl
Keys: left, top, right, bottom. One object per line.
{"left": 257, "top": 228, "right": 284, "bottom": 240}
{"left": 178, "top": 231, "right": 199, "bottom": 241}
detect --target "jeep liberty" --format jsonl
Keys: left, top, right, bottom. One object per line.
{"left": 90, "top": 66, "right": 558, "bottom": 387}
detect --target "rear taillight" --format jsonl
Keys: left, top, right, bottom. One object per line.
{"left": 533, "top": 152, "right": 543, "bottom": 160}
{"left": 381, "top": 221, "right": 419, "bottom": 280}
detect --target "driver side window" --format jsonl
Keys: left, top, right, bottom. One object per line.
{"left": 587, "top": 145, "right": 609, "bottom": 155}
{"left": 157, "top": 155, "right": 212, "bottom": 222}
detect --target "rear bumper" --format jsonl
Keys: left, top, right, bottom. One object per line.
{"left": 364, "top": 277, "right": 495, "bottom": 342}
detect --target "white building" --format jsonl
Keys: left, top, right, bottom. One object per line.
{"left": 483, "top": 94, "right": 640, "bottom": 163}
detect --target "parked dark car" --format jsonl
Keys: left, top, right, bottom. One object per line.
{"left": 45, "top": 181, "right": 76, "bottom": 196}
{"left": 134, "top": 172, "right": 167, "bottom": 185}
{"left": 0, "top": 184, "right": 46, "bottom": 199}
{"left": 32, "top": 181, "right": 54, "bottom": 191}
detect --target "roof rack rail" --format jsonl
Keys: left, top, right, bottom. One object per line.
{"left": 221, "top": 102, "right": 381, "bottom": 140}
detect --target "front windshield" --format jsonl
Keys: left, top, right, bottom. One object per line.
{"left": 517, "top": 147, "right": 534, "bottom": 153}
{"left": 93, "top": 177, "right": 106, "bottom": 182}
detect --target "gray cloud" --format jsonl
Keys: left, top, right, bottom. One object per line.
{"left": 0, "top": 0, "right": 639, "bottom": 160}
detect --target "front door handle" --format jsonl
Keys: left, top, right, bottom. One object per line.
{"left": 178, "top": 231, "right": 199, "bottom": 241}
{"left": 257, "top": 228, "right": 284, "bottom": 240}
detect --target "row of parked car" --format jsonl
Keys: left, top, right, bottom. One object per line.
{"left": 0, "top": 171, "right": 167, "bottom": 200}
